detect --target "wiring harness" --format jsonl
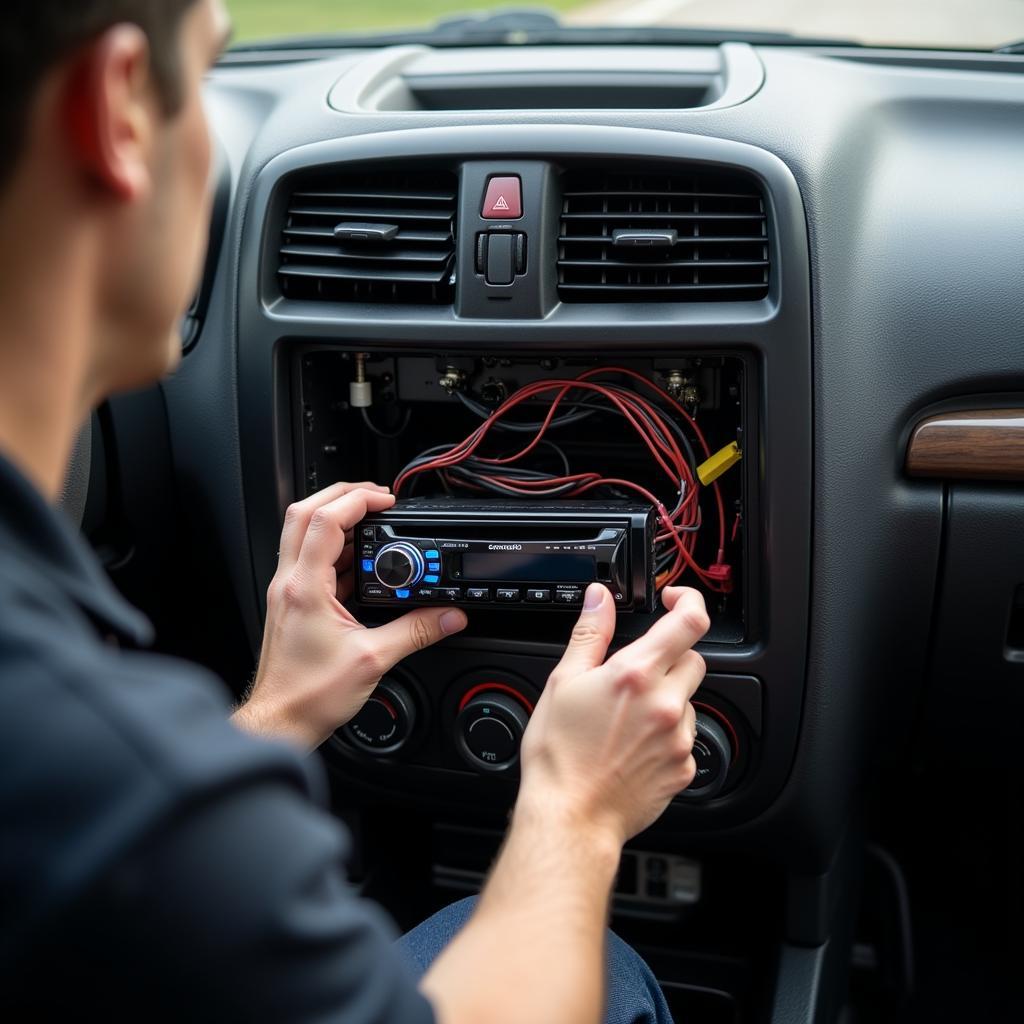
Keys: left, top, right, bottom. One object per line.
{"left": 393, "top": 366, "right": 735, "bottom": 593}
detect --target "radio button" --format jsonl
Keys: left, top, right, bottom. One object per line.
{"left": 414, "top": 587, "right": 435, "bottom": 600}
{"left": 554, "top": 586, "right": 584, "bottom": 605}
{"left": 496, "top": 588, "right": 521, "bottom": 603}
{"left": 360, "top": 526, "right": 375, "bottom": 540}
{"left": 424, "top": 549, "right": 440, "bottom": 560}
{"left": 435, "top": 587, "right": 463, "bottom": 601}
{"left": 466, "top": 587, "right": 490, "bottom": 601}
{"left": 361, "top": 559, "right": 375, "bottom": 573}
{"left": 525, "top": 588, "right": 551, "bottom": 603}
{"left": 374, "top": 542, "right": 425, "bottom": 590}
{"left": 424, "top": 574, "right": 441, "bottom": 584}
{"left": 362, "top": 583, "right": 387, "bottom": 599}
{"left": 427, "top": 562, "right": 441, "bottom": 572}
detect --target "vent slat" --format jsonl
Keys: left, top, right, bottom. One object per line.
{"left": 560, "top": 212, "right": 765, "bottom": 222}
{"left": 278, "top": 168, "right": 457, "bottom": 305}
{"left": 284, "top": 226, "right": 452, "bottom": 243}
{"left": 281, "top": 244, "right": 452, "bottom": 266}
{"left": 291, "top": 189, "right": 456, "bottom": 203}
{"left": 560, "top": 282, "right": 769, "bottom": 293}
{"left": 279, "top": 264, "right": 451, "bottom": 285}
{"left": 558, "top": 235, "right": 767, "bottom": 245}
{"left": 558, "top": 259, "right": 769, "bottom": 270}
{"left": 561, "top": 189, "right": 759, "bottom": 200}
{"left": 288, "top": 206, "right": 453, "bottom": 223}
{"left": 558, "top": 167, "right": 770, "bottom": 303}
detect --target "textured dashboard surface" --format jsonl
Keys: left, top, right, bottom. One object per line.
{"left": 164, "top": 45, "right": 1024, "bottom": 871}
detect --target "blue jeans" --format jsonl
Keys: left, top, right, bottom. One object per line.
{"left": 397, "top": 896, "right": 674, "bottom": 1024}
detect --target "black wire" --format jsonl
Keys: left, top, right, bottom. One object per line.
{"left": 361, "top": 406, "right": 412, "bottom": 439}
{"left": 456, "top": 389, "right": 598, "bottom": 432}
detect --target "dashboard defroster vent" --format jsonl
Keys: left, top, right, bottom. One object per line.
{"left": 558, "top": 167, "right": 769, "bottom": 302}
{"left": 278, "top": 168, "right": 457, "bottom": 304}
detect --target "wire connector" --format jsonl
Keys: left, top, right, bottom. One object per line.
{"left": 697, "top": 442, "right": 742, "bottom": 486}
{"left": 350, "top": 353, "right": 373, "bottom": 409}
{"left": 705, "top": 562, "right": 734, "bottom": 593}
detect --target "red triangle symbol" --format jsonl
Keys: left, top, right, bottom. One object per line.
{"left": 493, "top": 195, "right": 510, "bottom": 211}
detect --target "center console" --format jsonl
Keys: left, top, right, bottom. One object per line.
{"left": 236, "top": 124, "right": 811, "bottom": 844}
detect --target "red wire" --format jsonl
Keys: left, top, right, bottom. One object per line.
{"left": 392, "top": 367, "right": 732, "bottom": 591}
{"left": 579, "top": 367, "right": 728, "bottom": 557}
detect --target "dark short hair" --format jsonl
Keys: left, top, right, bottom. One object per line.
{"left": 0, "top": 0, "right": 199, "bottom": 185}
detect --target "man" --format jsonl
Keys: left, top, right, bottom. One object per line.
{"left": 0, "top": 2, "right": 709, "bottom": 1020}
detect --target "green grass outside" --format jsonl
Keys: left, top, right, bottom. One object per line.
{"left": 226, "top": 0, "right": 586, "bottom": 42}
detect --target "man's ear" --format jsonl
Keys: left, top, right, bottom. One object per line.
{"left": 63, "top": 24, "right": 155, "bottom": 202}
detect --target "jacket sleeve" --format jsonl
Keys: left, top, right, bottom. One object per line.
{"left": 58, "top": 780, "right": 436, "bottom": 1024}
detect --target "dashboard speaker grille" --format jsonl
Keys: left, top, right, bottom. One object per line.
{"left": 278, "top": 168, "right": 457, "bottom": 305}
{"left": 557, "top": 167, "right": 769, "bottom": 302}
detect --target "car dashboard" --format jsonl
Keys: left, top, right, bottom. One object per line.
{"left": 97, "top": 38, "right": 1024, "bottom": 1023}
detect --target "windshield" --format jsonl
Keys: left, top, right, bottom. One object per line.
{"left": 225, "top": 1, "right": 1024, "bottom": 51}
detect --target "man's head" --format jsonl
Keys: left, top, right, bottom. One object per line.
{"left": 0, "top": 0, "right": 231, "bottom": 401}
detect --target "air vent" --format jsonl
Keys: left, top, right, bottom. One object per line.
{"left": 558, "top": 167, "right": 769, "bottom": 302}
{"left": 278, "top": 168, "right": 457, "bottom": 304}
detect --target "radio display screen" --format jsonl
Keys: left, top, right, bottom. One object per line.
{"left": 461, "top": 551, "right": 595, "bottom": 582}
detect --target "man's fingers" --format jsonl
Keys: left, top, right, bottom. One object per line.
{"left": 336, "top": 543, "right": 355, "bottom": 572}
{"left": 615, "top": 587, "right": 710, "bottom": 674}
{"left": 278, "top": 481, "right": 390, "bottom": 571}
{"left": 681, "top": 699, "right": 697, "bottom": 750}
{"left": 295, "top": 489, "right": 395, "bottom": 579}
{"left": 363, "top": 606, "right": 468, "bottom": 673}
{"left": 663, "top": 648, "right": 707, "bottom": 703}
{"left": 551, "top": 583, "right": 616, "bottom": 682}
{"left": 334, "top": 546, "right": 355, "bottom": 603}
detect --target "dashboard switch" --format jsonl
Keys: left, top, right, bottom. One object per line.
{"left": 343, "top": 677, "right": 416, "bottom": 755}
{"left": 514, "top": 232, "right": 527, "bottom": 274}
{"left": 481, "top": 175, "right": 522, "bottom": 219}
{"left": 485, "top": 233, "right": 514, "bottom": 285}
{"left": 455, "top": 690, "right": 531, "bottom": 772}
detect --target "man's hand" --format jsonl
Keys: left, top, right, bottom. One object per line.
{"left": 518, "top": 581, "right": 708, "bottom": 845}
{"left": 233, "top": 482, "right": 467, "bottom": 750}
{"left": 420, "top": 582, "right": 708, "bottom": 1024}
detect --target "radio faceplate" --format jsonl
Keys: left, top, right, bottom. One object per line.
{"left": 355, "top": 500, "right": 657, "bottom": 612}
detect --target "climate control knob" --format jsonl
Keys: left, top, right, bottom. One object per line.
{"left": 455, "top": 690, "right": 531, "bottom": 772}
{"left": 343, "top": 678, "right": 416, "bottom": 755}
{"left": 680, "top": 712, "right": 734, "bottom": 800}
{"left": 373, "top": 542, "right": 425, "bottom": 590}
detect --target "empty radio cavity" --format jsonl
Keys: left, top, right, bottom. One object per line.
{"left": 355, "top": 500, "right": 657, "bottom": 612}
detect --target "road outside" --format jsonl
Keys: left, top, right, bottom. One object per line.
{"left": 567, "top": 0, "right": 1024, "bottom": 50}
{"left": 227, "top": 0, "right": 1023, "bottom": 48}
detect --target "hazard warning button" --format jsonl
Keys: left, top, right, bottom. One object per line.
{"left": 481, "top": 176, "right": 522, "bottom": 220}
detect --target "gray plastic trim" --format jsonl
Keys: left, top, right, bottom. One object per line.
{"left": 329, "top": 43, "right": 764, "bottom": 114}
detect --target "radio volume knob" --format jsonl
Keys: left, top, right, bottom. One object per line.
{"left": 373, "top": 542, "right": 425, "bottom": 590}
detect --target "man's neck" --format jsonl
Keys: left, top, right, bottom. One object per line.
{"left": 0, "top": 220, "right": 96, "bottom": 502}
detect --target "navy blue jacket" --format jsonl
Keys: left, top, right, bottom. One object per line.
{"left": 0, "top": 452, "right": 433, "bottom": 1022}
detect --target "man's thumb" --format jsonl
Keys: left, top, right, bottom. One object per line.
{"left": 553, "top": 583, "right": 616, "bottom": 679}
{"left": 368, "top": 606, "right": 468, "bottom": 671}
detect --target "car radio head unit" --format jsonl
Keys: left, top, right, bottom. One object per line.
{"left": 355, "top": 500, "right": 658, "bottom": 612}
